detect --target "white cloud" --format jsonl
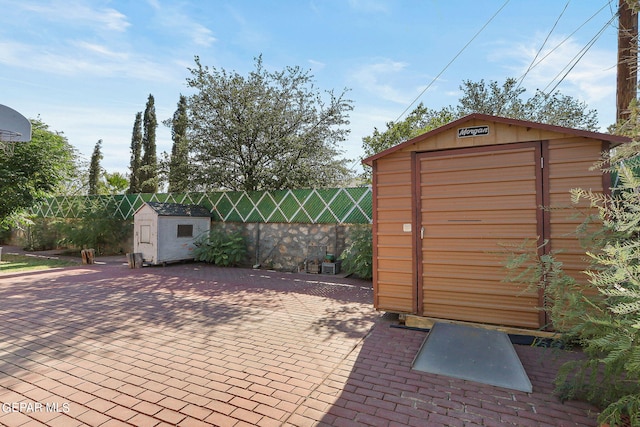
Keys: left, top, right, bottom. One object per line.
{"left": 348, "top": 0, "right": 389, "bottom": 13}
{"left": 21, "top": 0, "right": 130, "bottom": 32}
{"left": 351, "top": 59, "right": 413, "bottom": 104}
{"left": 487, "top": 33, "right": 618, "bottom": 128}
{"left": 73, "top": 41, "right": 130, "bottom": 60}
{"left": 0, "top": 40, "right": 172, "bottom": 81}
{"left": 147, "top": 0, "right": 216, "bottom": 48}
{"left": 190, "top": 25, "right": 217, "bottom": 47}
{"left": 491, "top": 34, "right": 616, "bottom": 105}
{"left": 308, "top": 59, "right": 326, "bottom": 70}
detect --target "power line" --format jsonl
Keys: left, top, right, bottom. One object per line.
{"left": 515, "top": 0, "right": 570, "bottom": 91}
{"left": 543, "top": 10, "right": 618, "bottom": 95}
{"left": 518, "top": 1, "right": 613, "bottom": 81}
{"left": 393, "top": 0, "right": 510, "bottom": 123}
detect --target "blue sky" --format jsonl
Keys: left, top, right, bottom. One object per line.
{"left": 0, "top": 0, "right": 621, "bottom": 178}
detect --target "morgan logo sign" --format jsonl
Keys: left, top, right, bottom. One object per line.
{"left": 457, "top": 125, "right": 489, "bottom": 138}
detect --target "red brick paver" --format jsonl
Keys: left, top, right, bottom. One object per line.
{"left": 0, "top": 261, "right": 599, "bottom": 426}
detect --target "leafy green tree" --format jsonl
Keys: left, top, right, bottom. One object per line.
{"left": 457, "top": 78, "right": 599, "bottom": 130}
{"left": 166, "top": 94, "right": 190, "bottom": 193}
{"left": 101, "top": 172, "right": 128, "bottom": 195}
{"left": 362, "top": 103, "right": 455, "bottom": 160}
{"left": 127, "top": 112, "right": 143, "bottom": 194}
{"left": 139, "top": 94, "right": 158, "bottom": 193}
{"left": 0, "top": 119, "right": 78, "bottom": 225}
{"left": 186, "top": 55, "right": 354, "bottom": 191}
{"left": 88, "top": 139, "right": 103, "bottom": 195}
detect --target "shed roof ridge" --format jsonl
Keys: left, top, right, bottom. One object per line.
{"left": 362, "top": 113, "right": 631, "bottom": 165}
{"left": 143, "top": 201, "right": 212, "bottom": 217}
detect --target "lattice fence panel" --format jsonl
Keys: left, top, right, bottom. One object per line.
{"left": 31, "top": 187, "right": 373, "bottom": 224}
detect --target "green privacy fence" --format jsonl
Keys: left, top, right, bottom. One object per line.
{"left": 31, "top": 187, "right": 373, "bottom": 224}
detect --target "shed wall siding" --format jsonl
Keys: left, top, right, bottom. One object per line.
{"left": 373, "top": 152, "right": 414, "bottom": 312}
{"left": 547, "top": 138, "right": 605, "bottom": 286}
{"left": 157, "top": 217, "right": 210, "bottom": 263}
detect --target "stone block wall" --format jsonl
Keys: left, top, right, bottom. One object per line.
{"left": 214, "top": 222, "right": 363, "bottom": 272}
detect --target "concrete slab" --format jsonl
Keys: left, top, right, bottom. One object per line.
{"left": 412, "top": 322, "right": 533, "bottom": 392}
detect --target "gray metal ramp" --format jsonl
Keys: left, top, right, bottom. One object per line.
{"left": 412, "top": 322, "right": 533, "bottom": 393}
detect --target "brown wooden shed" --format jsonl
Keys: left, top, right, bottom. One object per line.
{"left": 363, "top": 113, "right": 629, "bottom": 329}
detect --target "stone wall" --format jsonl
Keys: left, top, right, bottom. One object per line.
{"left": 214, "top": 222, "right": 364, "bottom": 272}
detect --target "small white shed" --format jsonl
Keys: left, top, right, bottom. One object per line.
{"left": 133, "top": 202, "right": 212, "bottom": 265}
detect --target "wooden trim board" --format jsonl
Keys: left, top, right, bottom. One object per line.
{"left": 404, "top": 314, "right": 559, "bottom": 339}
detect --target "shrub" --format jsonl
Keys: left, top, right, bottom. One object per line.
{"left": 340, "top": 225, "right": 372, "bottom": 279}
{"left": 57, "top": 198, "right": 131, "bottom": 255}
{"left": 193, "top": 226, "right": 247, "bottom": 267}
{"left": 21, "top": 217, "right": 64, "bottom": 251}
{"left": 503, "top": 132, "right": 640, "bottom": 426}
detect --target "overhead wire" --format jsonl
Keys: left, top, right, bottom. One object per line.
{"left": 393, "top": 0, "right": 511, "bottom": 123}
{"left": 542, "top": 9, "right": 618, "bottom": 95}
{"left": 518, "top": 1, "right": 613, "bottom": 84}
{"left": 515, "top": 0, "right": 571, "bottom": 91}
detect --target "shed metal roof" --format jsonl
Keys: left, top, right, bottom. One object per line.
{"left": 143, "top": 202, "right": 212, "bottom": 217}
{"left": 362, "top": 113, "right": 631, "bottom": 166}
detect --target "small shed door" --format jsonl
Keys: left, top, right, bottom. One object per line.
{"left": 417, "top": 142, "right": 544, "bottom": 328}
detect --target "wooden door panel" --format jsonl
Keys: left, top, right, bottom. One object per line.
{"left": 418, "top": 144, "right": 543, "bottom": 328}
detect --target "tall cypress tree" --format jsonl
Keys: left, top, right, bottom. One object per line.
{"left": 140, "top": 94, "right": 158, "bottom": 193}
{"left": 88, "top": 139, "right": 103, "bottom": 195}
{"left": 127, "top": 112, "right": 143, "bottom": 194}
{"left": 168, "top": 94, "right": 190, "bottom": 193}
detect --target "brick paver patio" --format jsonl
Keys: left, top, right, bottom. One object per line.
{"left": 0, "top": 259, "right": 600, "bottom": 426}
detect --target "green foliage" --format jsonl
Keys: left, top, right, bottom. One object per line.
{"left": 186, "top": 55, "right": 354, "bottom": 191}
{"left": 53, "top": 197, "right": 131, "bottom": 254}
{"left": 193, "top": 226, "right": 247, "bottom": 267}
{"left": 19, "top": 217, "right": 64, "bottom": 251}
{"left": 502, "top": 240, "right": 589, "bottom": 335}
{"left": 502, "top": 112, "right": 640, "bottom": 424}
{"left": 128, "top": 112, "right": 143, "bottom": 194}
{"left": 339, "top": 225, "right": 372, "bottom": 279}
{"left": 166, "top": 94, "right": 190, "bottom": 193}
{"left": 361, "top": 103, "right": 455, "bottom": 160}
{"left": 457, "top": 78, "right": 599, "bottom": 130}
{"left": 0, "top": 119, "right": 79, "bottom": 225}
{"left": 140, "top": 94, "right": 159, "bottom": 193}
{"left": 88, "top": 139, "right": 103, "bottom": 195}
{"left": 101, "top": 172, "right": 129, "bottom": 195}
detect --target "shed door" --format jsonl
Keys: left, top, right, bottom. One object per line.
{"left": 417, "top": 143, "right": 544, "bottom": 329}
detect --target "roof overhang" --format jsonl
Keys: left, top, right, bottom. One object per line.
{"left": 362, "top": 113, "right": 631, "bottom": 166}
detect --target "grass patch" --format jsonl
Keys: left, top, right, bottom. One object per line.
{"left": 0, "top": 253, "right": 78, "bottom": 273}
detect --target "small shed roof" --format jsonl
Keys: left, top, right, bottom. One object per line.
{"left": 362, "top": 113, "right": 631, "bottom": 166}
{"left": 141, "top": 202, "right": 212, "bottom": 217}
